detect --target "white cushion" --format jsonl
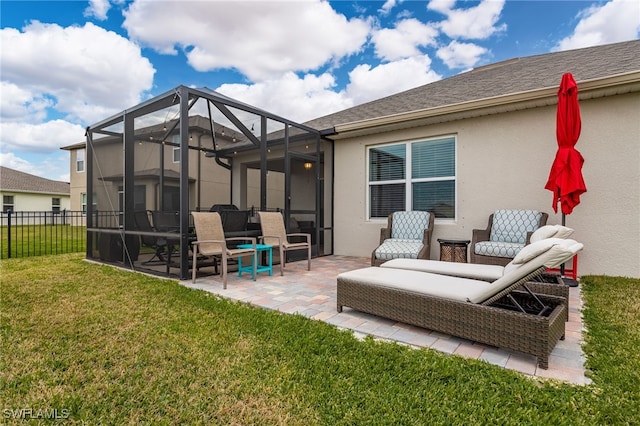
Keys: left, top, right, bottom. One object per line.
{"left": 530, "top": 225, "right": 574, "bottom": 243}
{"left": 512, "top": 238, "right": 564, "bottom": 265}
{"left": 554, "top": 226, "right": 575, "bottom": 239}
{"left": 381, "top": 258, "right": 504, "bottom": 281}
{"left": 338, "top": 267, "right": 494, "bottom": 303}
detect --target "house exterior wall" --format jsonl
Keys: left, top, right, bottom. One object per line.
{"left": 0, "top": 191, "right": 70, "bottom": 211}
{"left": 334, "top": 92, "right": 640, "bottom": 278}
{"left": 68, "top": 148, "right": 86, "bottom": 212}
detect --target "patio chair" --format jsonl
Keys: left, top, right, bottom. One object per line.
{"left": 371, "top": 211, "right": 434, "bottom": 266}
{"left": 191, "top": 212, "right": 257, "bottom": 289}
{"left": 221, "top": 209, "right": 251, "bottom": 237}
{"left": 470, "top": 209, "right": 548, "bottom": 266}
{"left": 133, "top": 210, "right": 169, "bottom": 265}
{"left": 338, "top": 237, "right": 583, "bottom": 368}
{"left": 257, "top": 211, "right": 311, "bottom": 275}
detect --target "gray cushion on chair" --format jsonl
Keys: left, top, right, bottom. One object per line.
{"left": 489, "top": 209, "right": 543, "bottom": 244}
{"left": 375, "top": 240, "right": 424, "bottom": 261}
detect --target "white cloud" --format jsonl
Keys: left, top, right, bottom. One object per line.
{"left": 0, "top": 82, "right": 53, "bottom": 123}
{"left": 555, "top": 0, "right": 640, "bottom": 51}
{"left": 122, "top": 0, "right": 371, "bottom": 81}
{"left": 0, "top": 152, "right": 70, "bottom": 182}
{"left": 346, "top": 56, "right": 441, "bottom": 105}
{"left": 216, "top": 72, "right": 353, "bottom": 123}
{"left": 436, "top": 40, "right": 487, "bottom": 69}
{"left": 214, "top": 55, "right": 442, "bottom": 123}
{"left": 379, "top": 0, "right": 401, "bottom": 16}
{"left": 372, "top": 18, "right": 439, "bottom": 61}
{"left": 427, "top": 0, "right": 457, "bottom": 15}
{"left": 430, "top": 0, "right": 506, "bottom": 40}
{"left": 84, "top": 0, "right": 111, "bottom": 20}
{"left": 0, "top": 21, "right": 155, "bottom": 125}
{"left": 0, "top": 120, "right": 86, "bottom": 153}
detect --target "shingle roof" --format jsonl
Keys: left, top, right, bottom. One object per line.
{"left": 306, "top": 40, "right": 640, "bottom": 131}
{"left": 0, "top": 167, "right": 70, "bottom": 195}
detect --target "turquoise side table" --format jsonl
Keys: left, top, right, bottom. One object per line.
{"left": 237, "top": 244, "right": 273, "bottom": 278}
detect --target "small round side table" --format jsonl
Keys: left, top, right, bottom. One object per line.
{"left": 437, "top": 239, "right": 471, "bottom": 263}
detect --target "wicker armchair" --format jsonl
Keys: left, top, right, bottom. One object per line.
{"left": 371, "top": 211, "right": 434, "bottom": 266}
{"left": 470, "top": 209, "right": 548, "bottom": 266}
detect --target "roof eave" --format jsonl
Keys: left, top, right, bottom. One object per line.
{"left": 331, "top": 71, "right": 640, "bottom": 139}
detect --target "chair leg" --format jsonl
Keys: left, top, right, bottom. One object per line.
{"left": 279, "top": 247, "right": 284, "bottom": 276}
{"left": 307, "top": 244, "right": 311, "bottom": 271}
{"left": 192, "top": 246, "right": 198, "bottom": 283}
{"left": 222, "top": 252, "right": 228, "bottom": 290}
{"left": 252, "top": 251, "right": 257, "bottom": 281}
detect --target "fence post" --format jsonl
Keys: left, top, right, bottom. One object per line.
{"left": 7, "top": 210, "right": 12, "bottom": 259}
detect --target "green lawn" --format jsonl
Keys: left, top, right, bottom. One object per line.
{"left": 1, "top": 254, "right": 639, "bottom": 425}
{"left": 0, "top": 225, "right": 86, "bottom": 259}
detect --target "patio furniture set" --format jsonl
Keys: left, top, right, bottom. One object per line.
{"left": 340, "top": 209, "right": 582, "bottom": 369}
{"left": 191, "top": 211, "right": 311, "bottom": 289}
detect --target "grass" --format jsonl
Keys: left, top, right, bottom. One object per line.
{"left": 0, "top": 225, "right": 86, "bottom": 259}
{"left": 1, "top": 254, "right": 639, "bottom": 425}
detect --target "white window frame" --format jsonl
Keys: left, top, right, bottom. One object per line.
{"left": 3, "top": 195, "right": 15, "bottom": 212}
{"left": 81, "top": 193, "right": 87, "bottom": 214}
{"left": 172, "top": 135, "right": 180, "bottom": 163}
{"left": 52, "top": 197, "right": 61, "bottom": 212}
{"left": 76, "top": 148, "right": 85, "bottom": 173}
{"left": 366, "top": 135, "right": 457, "bottom": 221}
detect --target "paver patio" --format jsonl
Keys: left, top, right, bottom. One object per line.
{"left": 180, "top": 255, "right": 590, "bottom": 385}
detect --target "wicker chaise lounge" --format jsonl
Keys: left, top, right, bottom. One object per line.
{"left": 337, "top": 238, "right": 583, "bottom": 368}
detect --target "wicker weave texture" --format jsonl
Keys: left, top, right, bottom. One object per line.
{"left": 336, "top": 276, "right": 567, "bottom": 369}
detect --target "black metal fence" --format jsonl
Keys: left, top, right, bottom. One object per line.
{"left": 0, "top": 210, "right": 87, "bottom": 259}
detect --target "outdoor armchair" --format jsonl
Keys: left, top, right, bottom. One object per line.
{"left": 258, "top": 211, "right": 311, "bottom": 275}
{"left": 371, "top": 211, "right": 434, "bottom": 266}
{"left": 470, "top": 209, "right": 548, "bottom": 266}
{"left": 191, "top": 212, "right": 257, "bottom": 289}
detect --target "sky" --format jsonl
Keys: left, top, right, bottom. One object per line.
{"left": 1, "top": 0, "right": 639, "bottom": 182}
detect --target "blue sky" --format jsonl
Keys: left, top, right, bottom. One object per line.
{"left": 1, "top": 0, "right": 639, "bottom": 182}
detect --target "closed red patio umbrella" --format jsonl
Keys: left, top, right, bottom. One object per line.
{"left": 545, "top": 72, "right": 587, "bottom": 216}
{"left": 545, "top": 72, "right": 586, "bottom": 286}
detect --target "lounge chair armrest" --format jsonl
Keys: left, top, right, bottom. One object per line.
{"left": 379, "top": 228, "right": 391, "bottom": 244}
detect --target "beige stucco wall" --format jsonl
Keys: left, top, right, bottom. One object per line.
{"left": 334, "top": 92, "right": 640, "bottom": 278}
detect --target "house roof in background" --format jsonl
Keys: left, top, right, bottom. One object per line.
{"left": 306, "top": 40, "right": 640, "bottom": 132}
{"left": 0, "top": 167, "right": 70, "bottom": 195}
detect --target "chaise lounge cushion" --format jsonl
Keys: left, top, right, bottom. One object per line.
{"left": 381, "top": 258, "right": 505, "bottom": 281}
{"left": 346, "top": 238, "right": 582, "bottom": 304}
{"left": 530, "top": 225, "right": 574, "bottom": 243}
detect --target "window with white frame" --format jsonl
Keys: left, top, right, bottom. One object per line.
{"left": 368, "top": 136, "right": 456, "bottom": 220}
{"left": 3, "top": 195, "right": 14, "bottom": 212}
{"left": 76, "top": 148, "right": 85, "bottom": 172}
{"left": 172, "top": 135, "right": 180, "bottom": 163}
{"left": 81, "top": 193, "right": 87, "bottom": 214}
{"left": 52, "top": 197, "right": 61, "bottom": 212}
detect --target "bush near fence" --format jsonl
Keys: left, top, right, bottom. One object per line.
{"left": 0, "top": 211, "right": 86, "bottom": 259}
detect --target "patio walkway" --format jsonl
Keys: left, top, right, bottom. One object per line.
{"left": 180, "top": 255, "right": 590, "bottom": 385}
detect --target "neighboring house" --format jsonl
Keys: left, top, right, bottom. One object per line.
{"left": 0, "top": 166, "right": 70, "bottom": 213}
{"left": 69, "top": 40, "right": 640, "bottom": 278}
{"left": 306, "top": 39, "right": 640, "bottom": 278}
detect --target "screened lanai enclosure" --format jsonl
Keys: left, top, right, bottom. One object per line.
{"left": 86, "top": 86, "right": 333, "bottom": 280}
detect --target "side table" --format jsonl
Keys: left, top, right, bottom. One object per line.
{"left": 438, "top": 239, "right": 471, "bottom": 263}
{"left": 237, "top": 244, "right": 273, "bottom": 278}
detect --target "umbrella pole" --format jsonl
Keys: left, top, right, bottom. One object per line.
{"left": 560, "top": 212, "right": 579, "bottom": 287}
